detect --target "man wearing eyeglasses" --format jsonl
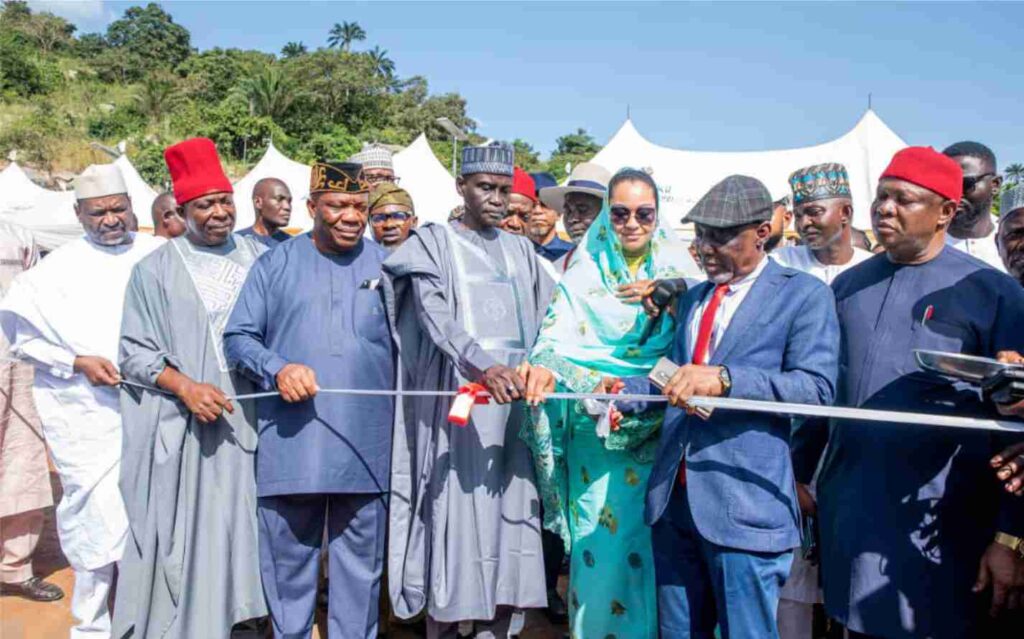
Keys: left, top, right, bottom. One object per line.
{"left": 349, "top": 143, "right": 398, "bottom": 186}
{"left": 943, "top": 141, "right": 1006, "bottom": 271}
{"left": 368, "top": 182, "right": 417, "bottom": 251}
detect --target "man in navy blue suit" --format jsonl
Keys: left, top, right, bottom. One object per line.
{"left": 646, "top": 175, "right": 839, "bottom": 638}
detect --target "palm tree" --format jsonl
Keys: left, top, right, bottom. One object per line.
{"left": 368, "top": 46, "right": 395, "bottom": 78}
{"left": 134, "top": 77, "right": 181, "bottom": 128}
{"left": 327, "top": 21, "right": 366, "bottom": 52}
{"left": 234, "top": 65, "right": 294, "bottom": 121}
{"left": 280, "top": 41, "right": 307, "bottom": 59}
{"left": 1006, "top": 163, "right": 1024, "bottom": 186}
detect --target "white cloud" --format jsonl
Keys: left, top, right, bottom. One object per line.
{"left": 26, "top": 0, "right": 111, "bottom": 30}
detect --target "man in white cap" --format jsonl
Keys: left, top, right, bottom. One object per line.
{"left": 0, "top": 163, "right": 163, "bottom": 638}
{"left": 539, "top": 162, "right": 611, "bottom": 271}
{"left": 349, "top": 143, "right": 397, "bottom": 185}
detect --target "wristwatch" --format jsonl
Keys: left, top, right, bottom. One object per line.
{"left": 718, "top": 366, "right": 732, "bottom": 397}
{"left": 994, "top": 531, "right": 1024, "bottom": 560}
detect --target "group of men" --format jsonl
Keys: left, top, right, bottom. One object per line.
{"left": 0, "top": 131, "right": 1022, "bottom": 639}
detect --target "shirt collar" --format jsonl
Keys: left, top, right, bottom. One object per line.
{"left": 726, "top": 255, "right": 769, "bottom": 293}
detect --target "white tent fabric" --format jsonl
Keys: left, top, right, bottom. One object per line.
{"left": 392, "top": 133, "right": 461, "bottom": 225}
{"left": 0, "top": 159, "right": 159, "bottom": 251}
{"left": 232, "top": 136, "right": 460, "bottom": 232}
{"left": 0, "top": 162, "right": 79, "bottom": 251}
{"left": 590, "top": 109, "right": 907, "bottom": 230}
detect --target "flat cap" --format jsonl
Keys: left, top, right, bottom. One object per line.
{"left": 683, "top": 174, "right": 773, "bottom": 228}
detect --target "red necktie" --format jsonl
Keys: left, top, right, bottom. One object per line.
{"left": 679, "top": 283, "right": 730, "bottom": 487}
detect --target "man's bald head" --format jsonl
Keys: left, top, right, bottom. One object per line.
{"left": 151, "top": 192, "right": 185, "bottom": 239}
{"left": 252, "top": 177, "right": 292, "bottom": 232}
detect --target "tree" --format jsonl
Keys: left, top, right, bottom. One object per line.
{"left": 547, "top": 128, "right": 602, "bottom": 180}
{"left": 512, "top": 139, "right": 541, "bottom": 172}
{"left": 281, "top": 41, "right": 306, "bottom": 59}
{"left": 178, "top": 47, "right": 272, "bottom": 103}
{"left": 1006, "top": 163, "right": 1024, "bottom": 186}
{"left": 134, "top": 76, "right": 182, "bottom": 128}
{"left": 367, "top": 46, "right": 395, "bottom": 79}
{"left": 327, "top": 21, "right": 365, "bottom": 52}
{"left": 0, "top": 1, "right": 31, "bottom": 28}
{"left": 106, "top": 3, "right": 191, "bottom": 78}
{"left": 19, "top": 10, "right": 74, "bottom": 53}
{"left": 234, "top": 64, "right": 294, "bottom": 121}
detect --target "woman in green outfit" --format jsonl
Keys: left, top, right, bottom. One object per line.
{"left": 522, "top": 169, "right": 700, "bottom": 639}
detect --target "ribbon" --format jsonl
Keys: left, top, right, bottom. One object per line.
{"left": 448, "top": 383, "right": 490, "bottom": 426}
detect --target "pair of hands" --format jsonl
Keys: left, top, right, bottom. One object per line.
{"left": 991, "top": 351, "right": 1024, "bottom": 495}
{"left": 519, "top": 363, "right": 725, "bottom": 408}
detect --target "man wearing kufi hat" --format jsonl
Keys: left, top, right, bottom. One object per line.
{"left": 499, "top": 166, "right": 534, "bottom": 236}
{"left": 368, "top": 181, "right": 417, "bottom": 250}
{"left": 0, "top": 163, "right": 163, "bottom": 637}
{"left": 773, "top": 163, "right": 873, "bottom": 285}
{"left": 382, "top": 141, "right": 552, "bottom": 635}
{"left": 793, "top": 147, "right": 1024, "bottom": 638}
{"left": 348, "top": 143, "right": 397, "bottom": 185}
{"left": 646, "top": 175, "right": 839, "bottom": 639}
{"left": 997, "top": 184, "right": 1024, "bottom": 287}
{"left": 773, "top": 163, "right": 873, "bottom": 639}
{"left": 112, "top": 138, "right": 268, "bottom": 638}
{"left": 224, "top": 160, "right": 396, "bottom": 638}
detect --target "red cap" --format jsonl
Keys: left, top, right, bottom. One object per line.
{"left": 512, "top": 167, "right": 537, "bottom": 203}
{"left": 164, "top": 137, "right": 234, "bottom": 205}
{"left": 880, "top": 146, "right": 963, "bottom": 202}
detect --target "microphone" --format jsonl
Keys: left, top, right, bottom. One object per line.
{"left": 637, "top": 278, "right": 689, "bottom": 346}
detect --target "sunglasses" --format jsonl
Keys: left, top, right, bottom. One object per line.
{"left": 370, "top": 211, "right": 412, "bottom": 225}
{"left": 366, "top": 174, "right": 400, "bottom": 185}
{"left": 609, "top": 205, "right": 657, "bottom": 226}
{"left": 962, "top": 173, "right": 994, "bottom": 193}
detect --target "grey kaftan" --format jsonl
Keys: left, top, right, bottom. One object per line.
{"left": 383, "top": 222, "right": 553, "bottom": 623}
{"left": 112, "top": 235, "right": 267, "bottom": 639}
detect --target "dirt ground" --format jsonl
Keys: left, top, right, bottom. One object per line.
{"left": 0, "top": 473, "right": 566, "bottom": 639}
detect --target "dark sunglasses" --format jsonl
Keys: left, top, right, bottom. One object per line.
{"left": 366, "top": 174, "right": 400, "bottom": 185}
{"left": 370, "top": 211, "right": 412, "bottom": 224}
{"left": 962, "top": 173, "right": 995, "bottom": 193}
{"left": 609, "top": 205, "right": 657, "bottom": 226}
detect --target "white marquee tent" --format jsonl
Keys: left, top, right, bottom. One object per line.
{"left": 590, "top": 109, "right": 907, "bottom": 231}
{"left": 392, "top": 133, "right": 462, "bottom": 225}
{"left": 0, "top": 158, "right": 158, "bottom": 251}
{"left": 233, "top": 135, "right": 460, "bottom": 232}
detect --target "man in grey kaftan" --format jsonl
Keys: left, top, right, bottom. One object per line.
{"left": 383, "top": 143, "right": 553, "bottom": 636}
{"left": 112, "top": 138, "right": 267, "bottom": 639}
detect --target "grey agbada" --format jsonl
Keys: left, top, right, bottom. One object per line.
{"left": 113, "top": 236, "right": 267, "bottom": 638}
{"left": 382, "top": 222, "right": 553, "bottom": 623}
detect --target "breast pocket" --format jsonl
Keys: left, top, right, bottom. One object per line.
{"left": 353, "top": 289, "right": 389, "bottom": 344}
{"left": 906, "top": 319, "right": 972, "bottom": 376}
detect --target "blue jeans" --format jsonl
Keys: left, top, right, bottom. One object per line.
{"left": 652, "top": 485, "right": 792, "bottom": 639}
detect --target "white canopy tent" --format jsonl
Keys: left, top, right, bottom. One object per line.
{"left": 232, "top": 135, "right": 460, "bottom": 232}
{"left": 590, "top": 109, "right": 907, "bottom": 231}
{"left": 392, "top": 133, "right": 461, "bottom": 225}
{"left": 0, "top": 158, "right": 158, "bottom": 251}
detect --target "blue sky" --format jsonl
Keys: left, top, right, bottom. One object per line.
{"left": 31, "top": 1, "right": 1024, "bottom": 165}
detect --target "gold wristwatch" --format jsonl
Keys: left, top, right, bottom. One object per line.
{"left": 994, "top": 532, "right": 1024, "bottom": 560}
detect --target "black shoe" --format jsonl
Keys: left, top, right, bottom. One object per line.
{"left": 0, "top": 577, "right": 64, "bottom": 602}
{"left": 545, "top": 588, "right": 568, "bottom": 624}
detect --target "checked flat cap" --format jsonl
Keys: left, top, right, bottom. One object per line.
{"left": 683, "top": 175, "right": 774, "bottom": 228}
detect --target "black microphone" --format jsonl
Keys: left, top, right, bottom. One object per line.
{"left": 637, "top": 278, "right": 689, "bottom": 346}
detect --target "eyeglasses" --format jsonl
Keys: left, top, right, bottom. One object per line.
{"left": 609, "top": 205, "right": 657, "bottom": 226}
{"left": 366, "top": 174, "right": 400, "bottom": 185}
{"left": 963, "top": 173, "right": 994, "bottom": 193}
{"left": 370, "top": 211, "right": 412, "bottom": 225}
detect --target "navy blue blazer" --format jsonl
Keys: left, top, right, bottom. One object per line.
{"left": 644, "top": 259, "right": 839, "bottom": 553}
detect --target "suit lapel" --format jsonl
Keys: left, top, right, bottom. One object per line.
{"left": 710, "top": 260, "right": 785, "bottom": 365}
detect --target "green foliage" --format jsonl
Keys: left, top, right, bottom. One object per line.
{"left": 87, "top": 105, "right": 145, "bottom": 139}
{"left": 281, "top": 41, "right": 306, "bottom": 59}
{"left": 1006, "top": 163, "right": 1024, "bottom": 186}
{"left": 327, "top": 21, "right": 366, "bottom": 52}
{"left": 0, "top": 102, "right": 70, "bottom": 168}
{"left": 548, "top": 128, "right": 602, "bottom": 179}
{"left": 106, "top": 3, "right": 191, "bottom": 80}
{"left": 234, "top": 64, "right": 293, "bottom": 120}
{"left": 129, "top": 138, "right": 171, "bottom": 187}
{"left": 291, "top": 124, "right": 361, "bottom": 164}
{"left": 512, "top": 139, "right": 541, "bottom": 171}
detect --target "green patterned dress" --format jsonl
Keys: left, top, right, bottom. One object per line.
{"left": 521, "top": 199, "right": 699, "bottom": 639}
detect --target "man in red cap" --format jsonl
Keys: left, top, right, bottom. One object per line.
{"left": 113, "top": 138, "right": 268, "bottom": 638}
{"left": 794, "top": 146, "right": 1024, "bottom": 638}
{"left": 499, "top": 167, "right": 535, "bottom": 236}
